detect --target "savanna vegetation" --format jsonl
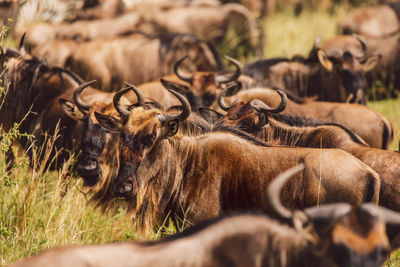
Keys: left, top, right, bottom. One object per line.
{"left": 1, "top": 3, "right": 400, "bottom": 266}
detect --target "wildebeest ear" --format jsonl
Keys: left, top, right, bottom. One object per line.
{"left": 317, "top": 50, "right": 333, "bottom": 72}
{"left": 94, "top": 112, "right": 123, "bottom": 133}
{"left": 361, "top": 54, "right": 380, "bottom": 72}
{"left": 59, "top": 98, "right": 86, "bottom": 120}
{"left": 160, "top": 79, "right": 189, "bottom": 94}
{"left": 198, "top": 107, "right": 223, "bottom": 123}
{"left": 163, "top": 119, "right": 179, "bottom": 138}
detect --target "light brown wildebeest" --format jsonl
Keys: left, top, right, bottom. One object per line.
{"left": 66, "top": 32, "right": 222, "bottom": 90}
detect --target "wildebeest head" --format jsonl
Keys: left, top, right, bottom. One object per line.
{"left": 311, "top": 35, "right": 379, "bottom": 105}
{"left": 199, "top": 83, "right": 287, "bottom": 134}
{"left": 268, "top": 164, "right": 400, "bottom": 267}
{"left": 161, "top": 55, "right": 241, "bottom": 109}
{"left": 95, "top": 86, "right": 191, "bottom": 199}
{"left": 59, "top": 80, "right": 119, "bottom": 186}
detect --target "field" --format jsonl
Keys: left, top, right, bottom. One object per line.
{"left": 2, "top": 4, "right": 400, "bottom": 266}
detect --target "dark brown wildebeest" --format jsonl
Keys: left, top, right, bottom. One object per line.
{"left": 243, "top": 35, "right": 379, "bottom": 104}
{"left": 217, "top": 85, "right": 393, "bottom": 149}
{"left": 0, "top": 47, "right": 86, "bottom": 169}
{"left": 59, "top": 82, "right": 210, "bottom": 210}
{"left": 66, "top": 32, "right": 222, "bottom": 90}
{"left": 8, "top": 165, "right": 400, "bottom": 267}
{"left": 317, "top": 33, "right": 400, "bottom": 99}
{"left": 203, "top": 89, "right": 400, "bottom": 211}
{"left": 94, "top": 88, "right": 380, "bottom": 234}
{"left": 160, "top": 55, "right": 241, "bottom": 110}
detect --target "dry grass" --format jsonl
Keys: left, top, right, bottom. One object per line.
{"left": 2, "top": 4, "right": 400, "bottom": 266}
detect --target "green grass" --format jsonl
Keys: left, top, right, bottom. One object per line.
{"left": 263, "top": 6, "right": 348, "bottom": 58}
{"left": 2, "top": 5, "right": 400, "bottom": 266}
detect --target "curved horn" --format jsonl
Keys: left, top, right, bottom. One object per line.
{"left": 113, "top": 85, "right": 134, "bottom": 120}
{"left": 217, "top": 83, "right": 242, "bottom": 111}
{"left": 174, "top": 55, "right": 193, "bottom": 84}
{"left": 353, "top": 34, "right": 367, "bottom": 59}
{"left": 51, "top": 67, "right": 84, "bottom": 85}
{"left": 73, "top": 80, "right": 96, "bottom": 111}
{"left": 250, "top": 89, "right": 287, "bottom": 114}
{"left": 362, "top": 203, "right": 400, "bottom": 224}
{"left": 216, "top": 56, "right": 242, "bottom": 84}
{"left": 267, "top": 164, "right": 305, "bottom": 219}
{"left": 124, "top": 81, "right": 145, "bottom": 106}
{"left": 304, "top": 203, "right": 352, "bottom": 223}
{"left": 159, "top": 90, "right": 191, "bottom": 123}
{"left": 19, "top": 32, "right": 26, "bottom": 52}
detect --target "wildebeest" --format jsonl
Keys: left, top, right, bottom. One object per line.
{"left": 338, "top": 2, "right": 400, "bottom": 37}
{"left": 94, "top": 88, "right": 380, "bottom": 234}
{"left": 218, "top": 85, "right": 393, "bottom": 149}
{"left": 135, "top": 2, "right": 263, "bottom": 57}
{"left": 203, "top": 89, "right": 400, "bottom": 211}
{"left": 22, "top": 12, "right": 143, "bottom": 50}
{"left": 160, "top": 55, "right": 241, "bottom": 110}
{"left": 0, "top": 47, "right": 85, "bottom": 169}
{"left": 317, "top": 33, "right": 400, "bottom": 99}
{"left": 243, "top": 35, "right": 379, "bottom": 104}
{"left": 66, "top": 32, "right": 222, "bottom": 90}
{"left": 77, "top": 0, "right": 126, "bottom": 20}
{"left": 7, "top": 165, "right": 400, "bottom": 267}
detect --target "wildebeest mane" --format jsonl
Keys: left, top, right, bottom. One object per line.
{"left": 270, "top": 113, "right": 367, "bottom": 146}
{"left": 211, "top": 123, "right": 270, "bottom": 147}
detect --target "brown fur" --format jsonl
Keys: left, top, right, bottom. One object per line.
{"left": 243, "top": 37, "right": 379, "bottom": 104}
{"left": 66, "top": 32, "right": 220, "bottom": 90}
{"left": 96, "top": 107, "right": 380, "bottom": 235}
{"left": 213, "top": 101, "right": 400, "bottom": 211}
{"left": 233, "top": 88, "right": 393, "bottom": 149}
{"left": 0, "top": 52, "right": 84, "bottom": 169}
{"left": 8, "top": 206, "right": 396, "bottom": 267}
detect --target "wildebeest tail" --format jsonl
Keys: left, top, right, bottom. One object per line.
{"left": 364, "top": 170, "right": 380, "bottom": 204}
{"left": 381, "top": 116, "right": 393, "bottom": 149}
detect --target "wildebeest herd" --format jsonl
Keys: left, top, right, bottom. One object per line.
{"left": 3, "top": 0, "right": 400, "bottom": 266}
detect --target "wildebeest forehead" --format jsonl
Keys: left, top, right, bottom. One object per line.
{"left": 125, "top": 109, "right": 161, "bottom": 133}
{"left": 332, "top": 211, "right": 389, "bottom": 254}
{"left": 227, "top": 102, "right": 258, "bottom": 120}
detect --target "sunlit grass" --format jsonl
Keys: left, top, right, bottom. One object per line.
{"left": 263, "top": 6, "right": 349, "bottom": 58}
{"left": 2, "top": 4, "right": 400, "bottom": 266}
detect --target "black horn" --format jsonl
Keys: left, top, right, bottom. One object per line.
{"left": 250, "top": 89, "right": 287, "bottom": 114}
{"left": 174, "top": 55, "right": 193, "bottom": 84}
{"left": 124, "top": 82, "right": 145, "bottom": 106}
{"left": 113, "top": 85, "right": 135, "bottom": 120}
{"left": 217, "top": 83, "right": 242, "bottom": 111}
{"left": 353, "top": 34, "right": 367, "bottom": 59}
{"left": 159, "top": 90, "right": 191, "bottom": 123}
{"left": 73, "top": 80, "right": 97, "bottom": 111}
{"left": 216, "top": 56, "right": 242, "bottom": 84}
